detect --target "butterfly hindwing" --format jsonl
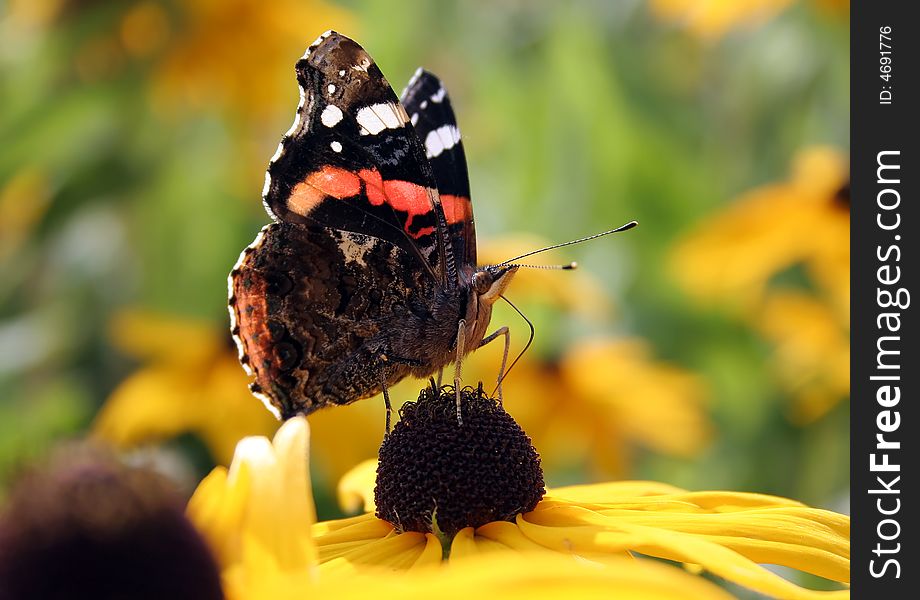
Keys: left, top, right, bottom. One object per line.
{"left": 230, "top": 222, "right": 433, "bottom": 419}
{"left": 401, "top": 69, "right": 477, "bottom": 271}
{"left": 262, "top": 31, "right": 455, "bottom": 283}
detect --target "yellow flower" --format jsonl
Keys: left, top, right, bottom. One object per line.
{"left": 323, "top": 482, "right": 850, "bottom": 599}
{"left": 188, "top": 414, "right": 317, "bottom": 597}
{"left": 188, "top": 390, "right": 849, "bottom": 598}
{"left": 649, "top": 0, "right": 795, "bottom": 41}
{"left": 755, "top": 291, "right": 849, "bottom": 423}
{"left": 669, "top": 147, "right": 849, "bottom": 419}
{"left": 670, "top": 146, "right": 848, "bottom": 313}
{"left": 188, "top": 414, "right": 831, "bottom": 600}
{"left": 94, "top": 310, "right": 279, "bottom": 464}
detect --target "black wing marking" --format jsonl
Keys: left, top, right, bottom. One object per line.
{"left": 401, "top": 69, "right": 476, "bottom": 271}
{"left": 261, "top": 31, "right": 456, "bottom": 285}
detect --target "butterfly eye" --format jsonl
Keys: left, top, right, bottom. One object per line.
{"left": 471, "top": 271, "right": 493, "bottom": 295}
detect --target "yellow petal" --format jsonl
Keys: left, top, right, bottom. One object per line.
{"left": 519, "top": 503, "right": 849, "bottom": 599}
{"left": 94, "top": 364, "right": 207, "bottom": 447}
{"left": 95, "top": 327, "right": 278, "bottom": 465}
{"left": 108, "top": 309, "right": 222, "bottom": 363}
{"left": 337, "top": 458, "right": 378, "bottom": 514}
{"left": 408, "top": 534, "right": 444, "bottom": 570}
{"left": 549, "top": 480, "right": 688, "bottom": 502}
{"left": 187, "top": 416, "right": 318, "bottom": 591}
{"left": 318, "top": 530, "right": 432, "bottom": 571}
{"left": 187, "top": 465, "right": 248, "bottom": 567}
{"left": 318, "top": 553, "right": 736, "bottom": 600}
{"left": 313, "top": 513, "right": 393, "bottom": 545}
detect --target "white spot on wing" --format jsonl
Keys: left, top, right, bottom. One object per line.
{"left": 410, "top": 113, "right": 419, "bottom": 126}
{"left": 321, "top": 104, "right": 344, "bottom": 127}
{"left": 330, "top": 141, "right": 342, "bottom": 152}
{"left": 356, "top": 102, "right": 404, "bottom": 135}
{"left": 430, "top": 87, "right": 446, "bottom": 103}
{"left": 339, "top": 69, "right": 346, "bottom": 76}
{"left": 327, "top": 83, "right": 336, "bottom": 94}
{"left": 425, "top": 125, "right": 461, "bottom": 158}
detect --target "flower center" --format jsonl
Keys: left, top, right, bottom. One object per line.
{"left": 374, "top": 384, "right": 545, "bottom": 543}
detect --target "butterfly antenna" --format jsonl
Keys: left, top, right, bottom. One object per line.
{"left": 496, "top": 220, "right": 637, "bottom": 267}
{"left": 492, "top": 295, "right": 535, "bottom": 395}
{"left": 504, "top": 262, "right": 578, "bottom": 270}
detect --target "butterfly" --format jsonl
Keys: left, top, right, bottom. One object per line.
{"left": 228, "top": 31, "right": 518, "bottom": 425}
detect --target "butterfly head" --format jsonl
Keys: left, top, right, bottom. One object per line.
{"left": 471, "top": 265, "right": 519, "bottom": 305}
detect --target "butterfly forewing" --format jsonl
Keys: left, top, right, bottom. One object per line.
{"left": 401, "top": 69, "right": 477, "bottom": 272}
{"left": 230, "top": 32, "right": 501, "bottom": 421}
{"left": 262, "top": 31, "right": 454, "bottom": 282}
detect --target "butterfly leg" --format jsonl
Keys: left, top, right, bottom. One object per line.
{"left": 382, "top": 382, "right": 393, "bottom": 434}
{"left": 478, "top": 326, "right": 510, "bottom": 405}
{"left": 454, "top": 319, "right": 467, "bottom": 425}
{"left": 377, "top": 356, "right": 394, "bottom": 435}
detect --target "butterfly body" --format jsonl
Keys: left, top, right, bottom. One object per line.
{"left": 229, "top": 32, "right": 515, "bottom": 419}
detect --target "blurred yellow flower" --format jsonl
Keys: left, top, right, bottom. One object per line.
{"left": 467, "top": 336, "right": 711, "bottom": 477}
{"left": 150, "top": 0, "right": 353, "bottom": 124}
{"left": 670, "top": 146, "right": 848, "bottom": 313}
{"left": 0, "top": 168, "right": 53, "bottom": 262}
{"left": 650, "top": 0, "right": 794, "bottom": 41}
{"left": 756, "top": 291, "right": 849, "bottom": 423}
{"left": 94, "top": 310, "right": 279, "bottom": 465}
{"left": 477, "top": 234, "right": 615, "bottom": 321}
{"left": 561, "top": 338, "right": 712, "bottom": 458}
{"left": 669, "top": 146, "right": 849, "bottom": 419}
{"left": 189, "top": 416, "right": 849, "bottom": 600}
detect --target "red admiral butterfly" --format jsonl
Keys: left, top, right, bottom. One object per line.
{"left": 229, "top": 31, "right": 635, "bottom": 426}
{"left": 229, "top": 31, "right": 518, "bottom": 425}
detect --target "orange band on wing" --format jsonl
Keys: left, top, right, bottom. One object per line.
{"left": 291, "top": 166, "right": 437, "bottom": 238}
{"left": 358, "top": 169, "right": 434, "bottom": 237}
{"left": 382, "top": 179, "right": 431, "bottom": 218}
{"left": 440, "top": 194, "right": 472, "bottom": 226}
{"left": 307, "top": 166, "right": 361, "bottom": 198}
{"left": 358, "top": 169, "right": 386, "bottom": 206}
{"left": 288, "top": 166, "right": 361, "bottom": 216}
